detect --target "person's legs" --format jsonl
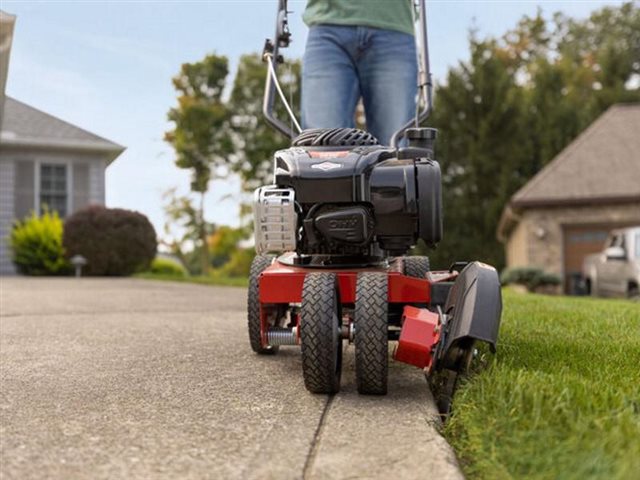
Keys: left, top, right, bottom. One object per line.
{"left": 302, "top": 25, "right": 361, "bottom": 130}
{"left": 357, "top": 28, "right": 417, "bottom": 145}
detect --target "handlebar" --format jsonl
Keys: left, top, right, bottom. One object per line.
{"left": 262, "top": 0, "right": 296, "bottom": 138}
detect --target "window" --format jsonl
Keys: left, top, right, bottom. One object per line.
{"left": 40, "top": 164, "right": 68, "bottom": 217}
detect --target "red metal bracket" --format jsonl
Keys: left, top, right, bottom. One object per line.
{"left": 258, "top": 259, "right": 456, "bottom": 305}
{"left": 393, "top": 306, "right": 441, "bottom": 370}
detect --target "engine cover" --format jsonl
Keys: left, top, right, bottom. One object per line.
{"left": 253, "top": 128, "right": 442, "bottom": 258}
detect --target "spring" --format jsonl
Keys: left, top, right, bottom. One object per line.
{"left": 266, "top": 327, "right": 299, "bottom": 346}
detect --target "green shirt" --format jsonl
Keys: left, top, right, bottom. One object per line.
{"left": 303, "top": 0, "right": 414, "bottom": 36}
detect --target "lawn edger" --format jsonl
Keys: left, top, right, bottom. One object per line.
{"left": 248, "top": 0, "right": 502, "bottom": 416}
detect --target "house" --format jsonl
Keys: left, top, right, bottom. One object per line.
{"left": 497, "top": 104, "right": 640, "bottom": 293}
{"left": 0, "top": 10, "right": 124, "bottom": 274}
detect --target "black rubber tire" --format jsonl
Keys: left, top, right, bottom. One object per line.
{"left": 354, "top": 272, "right": 389, "bottom": 395}
{"left": 403, "top": 256, "right": 431, "bottom": 279}
{"left": 430, "top": 346, "right": 474, "bottom": 420}
{"left": 247, "top": 255, "right": 277, "bottom": 354}
{"left": 300, "top": 273, "right": 343, "bottom": 394}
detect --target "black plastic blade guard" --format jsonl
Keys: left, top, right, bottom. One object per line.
{"left": 442, "top": 261, "right": 502, "bottom": 356}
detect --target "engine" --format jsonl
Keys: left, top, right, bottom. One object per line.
{"left": 254, "top": 128, "right": 442, "bottom": 260}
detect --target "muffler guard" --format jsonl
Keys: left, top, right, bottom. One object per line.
{"left": 438, "top": 262, "right": 502, "bottom": 368}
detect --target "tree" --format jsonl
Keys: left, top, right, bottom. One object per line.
{"left": 165, "top": 54, "right": 233, "bottom": 274}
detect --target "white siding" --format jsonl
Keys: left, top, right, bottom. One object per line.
{"left": 72, "top": 162, "right": 90, "bottom": 212}
{"left": 89, "top": 160, "right": 106, "bottom": 204}
{"left": 0, "top": 158, "right": 16, "bottom": 274}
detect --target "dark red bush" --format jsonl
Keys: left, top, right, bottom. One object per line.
{"left": 63, "top": 206, "right": 157, "bottom": 276}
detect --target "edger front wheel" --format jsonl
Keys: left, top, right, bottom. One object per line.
{"left": 355, "top": 272, "right": 389, "bottom": 395}
{"left": 300, "top": 273, "right": 343, "bottom": 394}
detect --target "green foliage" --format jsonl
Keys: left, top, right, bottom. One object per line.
{"left": 219, "top": 248, "right": 255, "bottom": 278}
{"left": 160, "top": 189, "right": 251, "bottom": 275}
{"left": 148, "top": 257, "right": 187, "bottom": 276}
{"left": 445, "top": 291, "right": 640, "bottom": 479}
{"left": 9, "top": 209, "right": 69, "bottom": 275}
{"left": 500, "top": 267, "right": 561, "bottom": 291}
{"left": 63, "top": 206, "right": 157, "bottom": 276}
{"left": 208, "top": 225, "right": 248, "bottom": 268}
{"left": 161, "top": 188, "right": 216, "bottom": 275}
{"left": 165, "top": 54, "right": 233, "bottom": 193}
{"left": 422, "top": 3, "right": 640, "bottom": 270}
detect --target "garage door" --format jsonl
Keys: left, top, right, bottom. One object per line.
{"left": 563, "top": 226, "right": 611, "bottom": 294}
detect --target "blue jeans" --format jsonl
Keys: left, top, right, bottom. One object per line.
{"left": 301, "top": 25, "right": 417, "bottom": 146}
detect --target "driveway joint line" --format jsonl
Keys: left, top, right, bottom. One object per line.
{"left": 302, "top": 394, "right": 334, "bottom": 480}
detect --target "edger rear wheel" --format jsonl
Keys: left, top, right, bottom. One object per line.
{"left": 403, "top": 256, "right": 430, "bottom": 279}
{"left": 247, "top": 255, "right": 277, "bottom": 354}
{"left": 355, "top": 272, "right": 389, "bottom": 395}
{"left": 300, "top": 273, "right": 343, "bottom": 394}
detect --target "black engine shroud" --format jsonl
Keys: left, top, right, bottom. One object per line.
{"left": 270, "top": 128, "right": 442, "bottom": 257}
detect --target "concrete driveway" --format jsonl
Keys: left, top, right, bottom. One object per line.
{"left": 0, "top": 277, "right": 462, "bottom": 480}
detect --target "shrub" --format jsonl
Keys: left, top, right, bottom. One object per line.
{"left": 63, "top": 206, "right": 157, "bottom": 276}
{"left": 209, "top": 226, "right": 247, "bottom": 268}
{"left": 220, "top": 248, "right": 255, "bottom": 277}
{"left": 501, "top": 267, "right": 561, "bottom": 292}
{"left": 149, "top": 257, "right": 188, "bottom": 276}
{"left": 9, "top": 209, "right": 70, "bottom": 275}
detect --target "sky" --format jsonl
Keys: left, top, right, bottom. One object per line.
{"left": 2, "top": 0, "right": 623, "bottom": 237}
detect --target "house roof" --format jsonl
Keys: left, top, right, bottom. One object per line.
{"left": 497, "top": 103, "right": 640, "bottom": 241}
{"left": 0, "top": 96, "right": 124, "bottom": 161}
{"left": 511, "top": 103, "right": 640, "bottom": 208}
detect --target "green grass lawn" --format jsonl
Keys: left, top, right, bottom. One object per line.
{"left": 445, "top": 290, "right": 640, "bottom": 480}
{"left": 134, "top": 272, "right": 249, "bottom": 288}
